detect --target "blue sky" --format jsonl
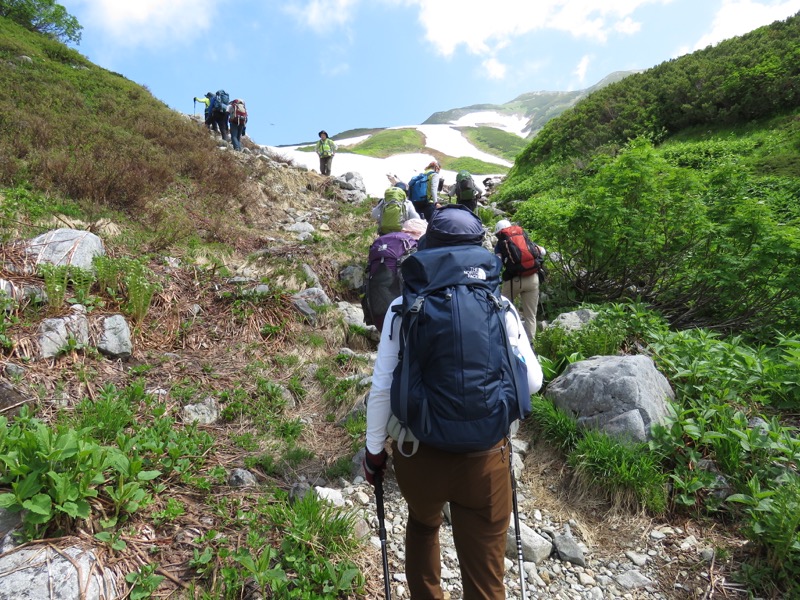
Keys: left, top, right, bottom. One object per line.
{"left": 59, "top": 0, "right": 800, "bottom": 147}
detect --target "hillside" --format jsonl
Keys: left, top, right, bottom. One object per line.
{"left": 424, "top": 71, "right": 636, "bottom": 137}
{"left": 1, "top": 9, "right": 800, "bottom": 600}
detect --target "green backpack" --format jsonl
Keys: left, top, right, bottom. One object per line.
{"left": 379, "top": 187, "right": 408, "bottom": 234}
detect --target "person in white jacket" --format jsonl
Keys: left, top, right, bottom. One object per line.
{"left": 363, "top": 205, "right": 543, "bottom": 600}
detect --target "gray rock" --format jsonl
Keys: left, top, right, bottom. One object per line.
{"left": 182, "top": 397, "right": 220, "bottom": 425}
{"left": 292, "top": 297, "right": 317, "bottom": 324}
{"left": 3, "top": 363, "right": 25, "bottom": 378}
{"left": 286, "top": 221, "right": 315, "bottom": 234}
{"left": 545, "top": 309, "right": 598, "bottom": 332}
{"left": 315, "top": 486, "right": 346, "bottom": 507}
{"left": 38, "top": 305, "right": 89, "bottom": 358}
{"left": 339, "top": 265, "right": 364, "bottom": 291}
{"left": 0, "top": 508, "right": 20, "bottom": 541}
{"left": 228, "top": 468, "right": 257, "bottom": 488}
{"left": 289, "top": 482, "right": 313, "bottom": 503}
{"left": 545, "top": 355, "right": 673, "bottom": 442}
{"left": 0, "top": 381, "right": 28, "bottom": 416}
{"left": 23, "top": 228, "right": 105, "bottom": 272}
{"left": 338, "top": 301, "right": 366, "bottom": 328}
{"left": 553, "top": 530, "right": 585, "bottom": 567}
{"left": 302, "top": 264, "right": 322, "bottom": 288}
{"left": 247, "top": 284, "right": 270, "bottom": 296}
{"left": 335, "top": 172, "right": 366, "bottom": 192}
{"left": 97, "top": 314, "right": 132, "bottom": 359}
{"left": 625, "top": 550, "right": 648, "bottom": 566}
{"left": 507, "top": 521, "right": 553, "bottom": 564}
{"left": 294, "top": 287, "right": 331, "bottom": 307}
{"left": 615, "top": 569, "right": 653, "bottom": 589}
{"left": 0, "top": 545, "right": 116, "bottom": 600}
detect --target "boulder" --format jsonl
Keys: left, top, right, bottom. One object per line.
{"left": 38, "top": 305, "right": 89, "bottom": 359}
{"left": 23, "top": 228, "right": 105, "bottom": 272}
{"left": 182, "top": 397, "right": 220, "bottom": 425}
{"left": 544, "top": 308, "right": 598, "bottom": 332}
{"left": 545, "top": 355, "right": 673, "bottom": 442}
{"left": 96, "top": 314, "right": 132, "bottom": 359}
{"left": 507, "top": 520, "right": 553, "bottom": 564}
{"left": 0, "top": 546, "right": 117, "bottom": 600}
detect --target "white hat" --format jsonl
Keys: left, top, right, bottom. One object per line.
{"left": 494, "top": 219, "right": 512, "bottom": 234}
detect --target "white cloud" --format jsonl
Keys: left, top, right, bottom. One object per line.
{"left": 70, "top": 0, "right": 218, "bottom": 47}
{"left": 573, "top": 55, "right": 592, "bottom": 83}
{"left": 285, "top": 0, "right": 361, "bottom": 33}
{"left": 482, "top": 57, "right": 507, "bottom": 80}
{"left": 693, "top": 0, "right": 800, "bottom": 50}
{"left": 394, "top": 0, "right": 672, "bottom": 57}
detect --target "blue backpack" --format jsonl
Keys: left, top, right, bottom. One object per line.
{"left": 389, "top": 244, "right": 531, "bottom": 453}
{"left": 408, "top": 171, "right": 434, "bottom": 203}
{"left": 213, "top": 90, "right": 230, "bottom": 113}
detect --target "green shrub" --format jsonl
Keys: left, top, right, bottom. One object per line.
{"left": 528, "top": 395, "right": 580, "bottom": 453}
{"left": 569, "top": 430, "right": 668, "bottom": 514}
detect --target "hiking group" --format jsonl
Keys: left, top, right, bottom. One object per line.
{"left": 193, "top": 89, "right": 248, "bottom": 152}
{"left": 361, "top": 163, "right": 548, "bottom": 599}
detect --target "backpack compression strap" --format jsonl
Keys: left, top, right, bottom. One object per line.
{"left": 394, "top": 296, "right": 424, "bottom": 457}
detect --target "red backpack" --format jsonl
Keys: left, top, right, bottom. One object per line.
{"left": 229, "top": 99, "right": 248, "bottom": 125}
{"left": 496, "top": 225, "right": 543, "bottom": 277}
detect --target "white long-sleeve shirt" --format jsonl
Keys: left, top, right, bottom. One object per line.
{"left": 366, "top": 296, "right": 543, "bottom": 454}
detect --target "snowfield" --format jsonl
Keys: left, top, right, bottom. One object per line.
{"left": 264, "top": 119, "right": 513, "bottom": 198}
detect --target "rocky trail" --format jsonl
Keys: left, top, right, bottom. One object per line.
{"left": 0, "top": 140, "right": 750, "bottom": 599}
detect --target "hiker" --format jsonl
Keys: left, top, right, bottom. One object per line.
{"left": 364, "top": 205, "right": 543, "bottom": 600}
{"left": 193, "top": 92, "right": 218, "bottom": 132}
{"left": 454, "top": 170, "right": 482, "bottom": 212}
{"left": 228, "top": 98, "right": 248, "bottom": 152}
{"left": 371, "top": 184, "right": 420, "bottom": 235}
{"left": 401, "top": 217, "right": 427, "bottom": 241}
{"left": 407, "top": 161, "right": 442, "bottom": 221}
{"left": 494, "top": 219, "right": 547, "bottom": 341}
{"left": 316, "top": 130, "right": 336, "bottom": 176}
{"left": 211, "top": 90, "right": 230, "bottom": 141}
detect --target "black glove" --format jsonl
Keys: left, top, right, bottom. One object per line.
{"left": 363, "top": 449, "right": 388, "bottom": 487}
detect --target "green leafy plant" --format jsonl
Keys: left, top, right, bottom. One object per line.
{"left": 125, "top": 563, "right": 165, "bottom": 600}
{"left": 123, "top": 260, "right": 159, "bottom": 323}
{"left": 38, "top": 263, "right": 69, "bottom": 310}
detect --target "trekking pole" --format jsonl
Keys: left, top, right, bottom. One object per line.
{"left": 508, "top": 442, "right": 528, "bottom": 600}
{"left": 375, "top": 474, "right": 392, "bottom": 599}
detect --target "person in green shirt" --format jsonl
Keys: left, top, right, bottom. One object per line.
{"left": 315, "top": 130, "right": 337, "bottom": 176}
{"left": 193, "top": 92, "right": 218, "bottom": 133}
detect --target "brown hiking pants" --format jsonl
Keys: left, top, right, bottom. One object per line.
{"left": 391, "top": 439, "right": 512, "bottom": 599}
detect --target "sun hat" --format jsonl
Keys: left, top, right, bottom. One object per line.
{"left": 494, "top": 219, "right": 512, "bottom": 234}
{"left": 419, "top": 205, "right": 485, "bottom": 249}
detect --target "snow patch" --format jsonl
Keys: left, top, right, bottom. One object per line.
{"left": 450, "top": 111, "right": 529, "bottom": 137}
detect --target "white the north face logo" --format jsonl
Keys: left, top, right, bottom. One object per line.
{"left": 463, "top": 267, "right": 487, "bottom": 280}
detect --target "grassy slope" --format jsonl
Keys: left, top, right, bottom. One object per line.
{"left": 0, "top": 19, "right": 252, "bottom": 250}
